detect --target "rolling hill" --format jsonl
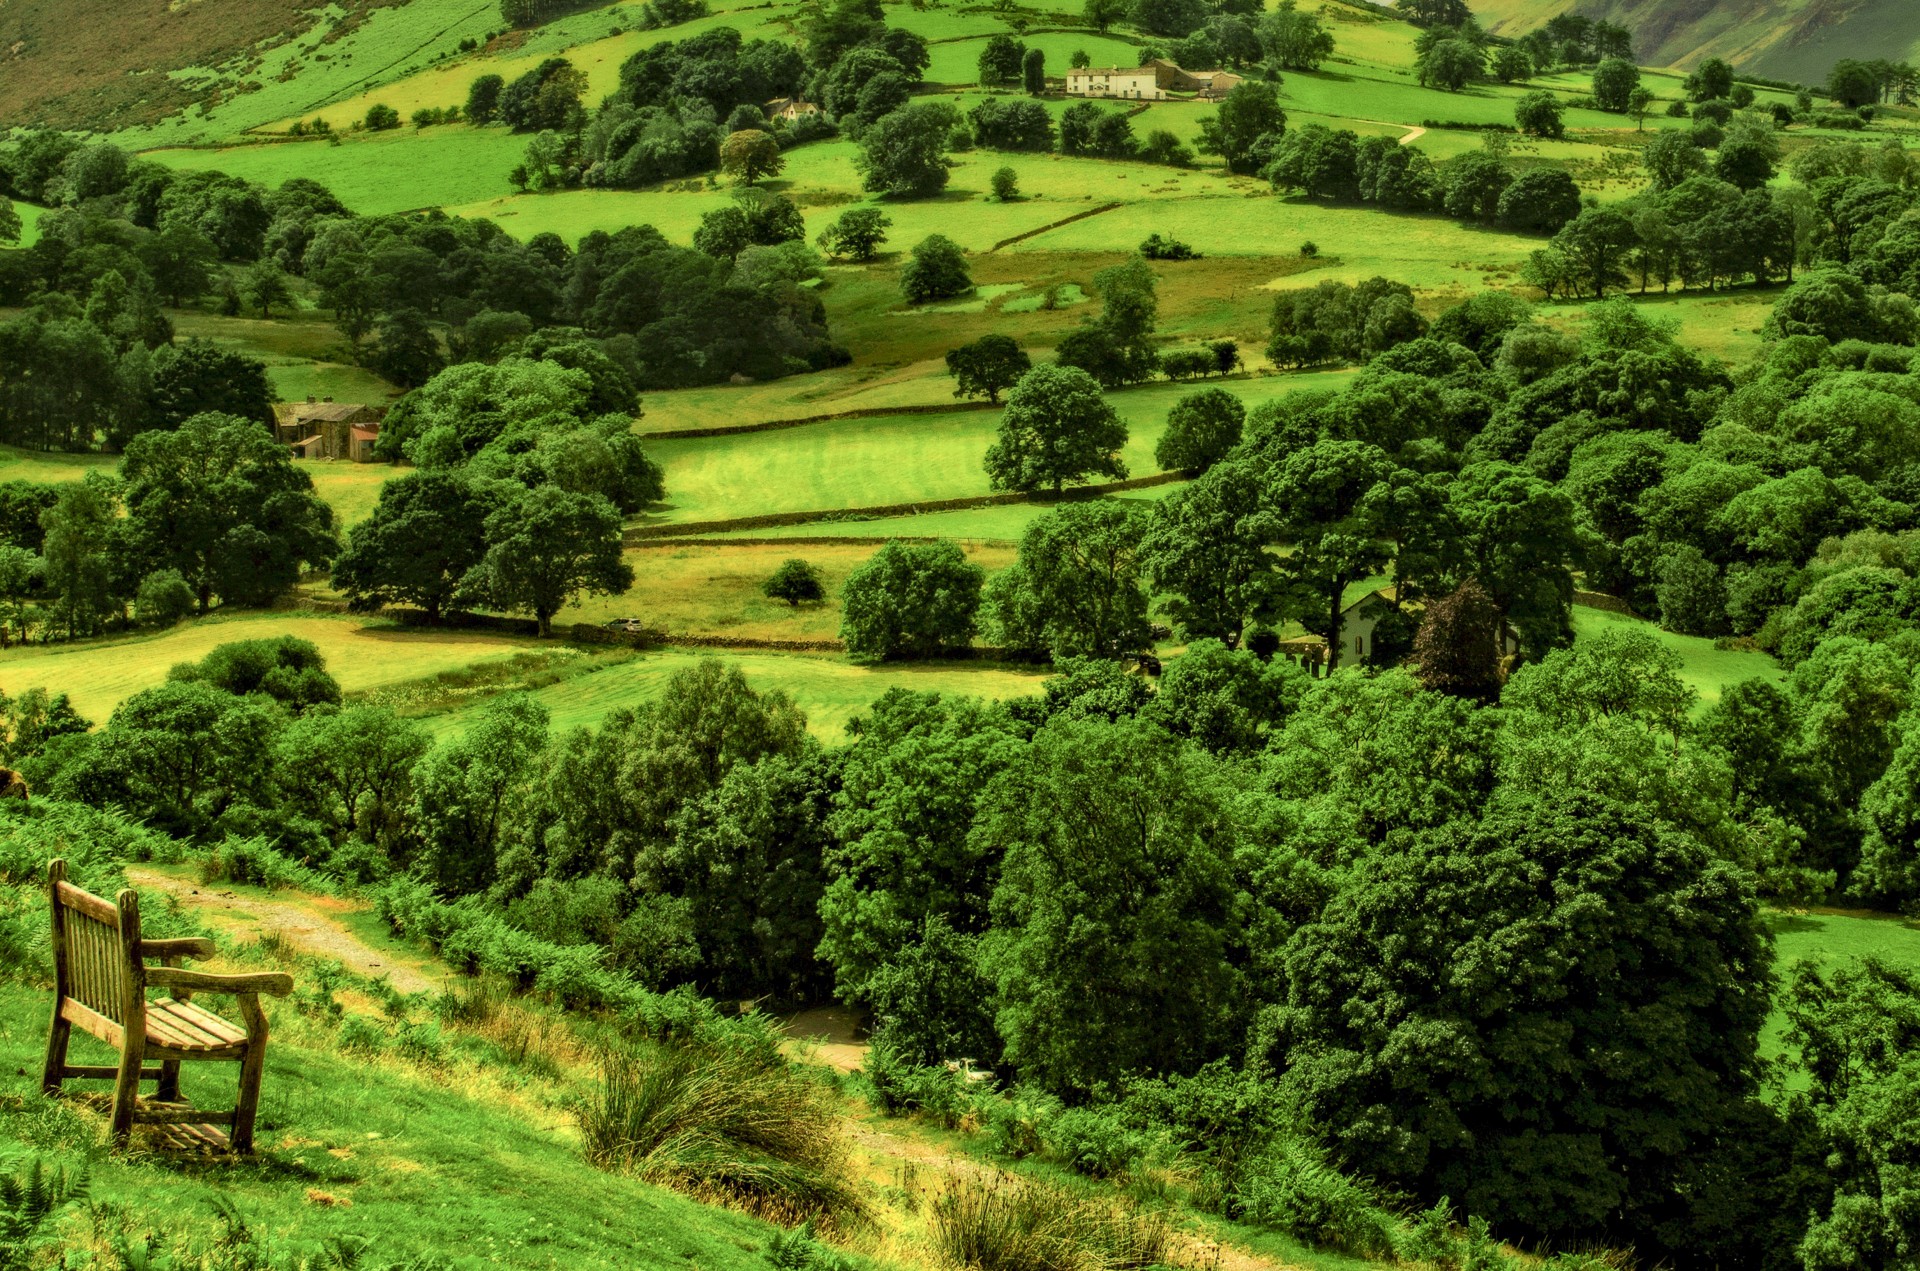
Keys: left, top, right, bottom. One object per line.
{"left": 1471, "top": 0, "right": 1920, "bottom": 83}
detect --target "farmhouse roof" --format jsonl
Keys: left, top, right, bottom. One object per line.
{"left": 273, "top": 400, "right": 381, "bottom": 425}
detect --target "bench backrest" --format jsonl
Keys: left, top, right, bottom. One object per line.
{"left": 46, "top": 859, "right": 144, "bottom": 1034}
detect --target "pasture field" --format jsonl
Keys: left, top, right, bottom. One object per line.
{"left": 689, "top": 502, "right": 1053, "bottom": 541}
{"left": 0, "top": 613, "right": 538, "bottom": 723}
{"left": 639, "top": 374, "right": 1330, "bottom": 524}
{"left": 419, "top": 645, "right": 1051, "bottom": 741}
{"left": 559, "top": 538, "right": 1019, "bottom": 638}
{"left": 146, "top": 126, "right": 526, "bottom": 217}
{"left": 170, "top": 310, "right": 401, "bottom": 405}
{"left": 1570, "top": 606, "right": 1782, "bottom": 706}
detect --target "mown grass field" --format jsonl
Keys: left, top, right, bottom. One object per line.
{"left": 419, "top": 646, "right": 1050, "bottom": 741}
{"left": 1570, "top": 606, "right": 1781, "bottom": 706}
{"left": 0, "top": 613, "right": 538, "bottom": 723}
{"left": 560, "top": 539, "right": 1019, "bottom": 639}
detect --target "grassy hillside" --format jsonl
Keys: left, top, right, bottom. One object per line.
{"left": 1471, "top": 0, "right": 1920, "bottom": 80}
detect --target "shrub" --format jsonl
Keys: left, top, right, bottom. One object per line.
{"left": 338, "top": 1014, "right": 387, "bottom": 1054}
{"left": 1299, "top": 240, "right": 1319, "bottom": 257}
{"left": 980, "top": 1085, "right": 1061, "bottom": 1160}
{"left": 365, "top": 104, "right": 401, "bottom": 131}
{"left": 859, "top": 1035, "right": 972, "bottom": 1127}
{"left": 1045, "top": 1105, "right": 1148, "bottom": 1179}
{"left": 991, "top": 167, "right": 1020, "bottom": 201}
{"left": 134, "top": 569, "right": 195, "bottom": 628}
{"left": 901, "top": 235, "right": 972, "bottom": 304}
{"left": 1139, "top": 232, "right": 1197, "bottom": 261}
{"left": 579, "top": 1035, "right": 863, "bottom": 1228}
{"left": 926, "top": 1173, "right": 1175, "bottom": 1271}
{"left": 1231, "top": 1137, "right": 1397, "bottom": 1258}
{"left": 765, "top": 559, "right": 826, "bottom": 606}
{"left": 197, "top": 836, "right": 329, "bottom": 892}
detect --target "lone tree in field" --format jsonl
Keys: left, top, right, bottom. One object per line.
{"left": 764, "top": 558, "right": 826, "bottom": 607}
{"left": 991, "top": 166, "right": 1020, "bottom": 201}
{"left": 984, "top": 365, "right": 1129, "bottom": 495}
{"left": 465, "top": 486, "right": 633, "bottom": 637}
{"left": 901, "top": 234, "right": 972, "bottom": 303}
{"left": 817, "top": 206, "right": 891, "bottom": 261}
{"left": 1154, "top": 387, "right": 1245, "bottom": 473}
{"left": 1411, "top": 578, "right": 1503, "bottom": 700}
{"left": 1023, "top": 47, "right": 1047, "bottom": 95}
{"left": 856, "top": 102, "right": 958, "bottom": 199}
{"left": 840, "top": 540, "right": 984, "bottom": 660}
{"left": 466, "top": 74, "right": 505, "bottom": 124}
{"left": 1514, "top": 91, "right": 1564, "bottom": 139}
{"left": 946, "top": 334, "right": 1031, "bottom": 404}
{"left": 979, "top": 35, "right": 1026, "bottom": 87}
{"left": 720, "top": 129, "right": 784, "bottom": 184}
{"left": 242, "top": 260, "right": 292, "bottom": 319}
{"left": 1591, "top": 57, "right": 1641, "bottom": 113}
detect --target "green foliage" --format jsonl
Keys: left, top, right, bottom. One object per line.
{"left": 925, "top": 1173, "right": 1175, "bottom": 1271}
{"left": 984, "top": 365, "right": 1128, "bottom": 494}
{"left": 857, "top": 102, "right": 958, "bottom": 198}
{"left": 839, "top": 540, "right": 983, "bottom": 661}
{"left": 463, "top": 485, "right": 634, "bottom": 637}
{"left": 1154, "top": 387, "right": 1243, "bottom": 473}
{"left": 979, "top": 718, "right": 1241, "bottom": 1097}
{"left": 901, "top": 234, "right": 972, "bottom": 304}
{"left": 946, "top": 334, "right": 1030, "bottom": 404}
{"left": 1263, "top": 789, "right": 1772, "bottom": 1243}
{"left": 816, "top": 207, "right": 890, "bottom": 262}
{"left": 765, "top": 558, "right": 826, "bottom": 606}
{"left": 988, "top": 502, "right": 1150, "bottom": 660}
{"left": 0, "top": 1156, "right": 88, "bottom": 1269}
{"left": 1232, "top": 1137, "right": 1397, "bottom": 1258}
{"left": 578, "top": 1033, "right": 863, "bottom": 1227}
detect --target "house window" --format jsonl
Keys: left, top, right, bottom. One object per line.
{"left": 1354, "top": 635, "right": 1365, "bottom": 655}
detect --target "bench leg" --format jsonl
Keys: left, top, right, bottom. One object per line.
{"left": 109, "top": 1039, "right": 144, "bottom": 1147}
{"left": 40, "top": 1012, "right": 69, "bottom": 1097}
{"left": 233, "top": 1041, "right": 266, "bottom": 1154}
{"left": 156, "top": 1060, "right": 181, "bottom": 1103}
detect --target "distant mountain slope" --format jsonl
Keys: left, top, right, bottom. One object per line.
{"left": 1471, "top": 0, "right": 1920, "bottom": 83}
{"left": 0, "top": 0, "right": 413, "bottom": 130}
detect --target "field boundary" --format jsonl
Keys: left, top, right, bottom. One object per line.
{"left": 629, "top": 534, "right": 1016, "bottom": 547}
{"left": 625, "top": 470, "right": 1184, "bottom": 540}
{"left": 989, "top": 201, "right": 1124, "bottom": 251}
{"left": 639, "top": 399, "right": 997, "bottom": 440}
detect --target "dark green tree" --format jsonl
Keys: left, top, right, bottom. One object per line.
{"left": 1155, "top": 387, "right": 1245, "bottom": 473}
{"left": 121, "top": 413, "right": 338, "bottom": 612}
{"left": 464, "top": 485, "right": 633, "bottom": 637}
{"left": 980, "top": 717, "right": 1242, "bottom": 1096}
{"left": 1265, "top": 790, "right": 1773, "bottom": 1243}
{"left": 840, "top": 540, "right": 984, "bottom": 660}
{"left": 984, "top": 364, "right": 1129, "bottom": 494}
{"left": 332, "top": 472, "right": 505, "bottom": 623}
{"left": 901, "top": 234, "right": 972, "bottom": 303}
{"left": 945, "top": 334, "right": 1030, "bottom": 403}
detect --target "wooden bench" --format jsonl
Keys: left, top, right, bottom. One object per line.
{"left": 41, "top": 859, "right": 294, "bottom": 1152}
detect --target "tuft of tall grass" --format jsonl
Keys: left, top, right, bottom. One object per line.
{"left": 926, "top": 1172, "right": 1179, "bottom": 1271}
{"left": 578, "top": 1036, "right": 865, "bottom": 1229}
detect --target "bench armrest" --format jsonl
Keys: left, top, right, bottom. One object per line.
{"left": 140, "top": 938, "right": 217, "bottom": 961}
{"left": 147, "top": 967, "right": 295, "bottom": 998}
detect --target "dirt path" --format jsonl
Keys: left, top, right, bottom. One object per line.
{"left": 128, "top": 867, "right": 441, "bottom": 995}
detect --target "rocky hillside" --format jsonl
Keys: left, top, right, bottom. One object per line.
{"left": 1472, "top": 0, "right": 1918, "bottom": 83}
{"left": 0, "top": 0, "right": 418, "bottom": 130}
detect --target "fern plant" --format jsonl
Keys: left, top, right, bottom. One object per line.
{"left": 0, "top": 1155, "right": 90, "bottom": 1269}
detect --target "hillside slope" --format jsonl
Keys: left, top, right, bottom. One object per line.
{"left": 1472, "top": 0, "right": 1920, "bottom": 82}
{"left": 0, "top": 0, "right": 495, "bottom": 134}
